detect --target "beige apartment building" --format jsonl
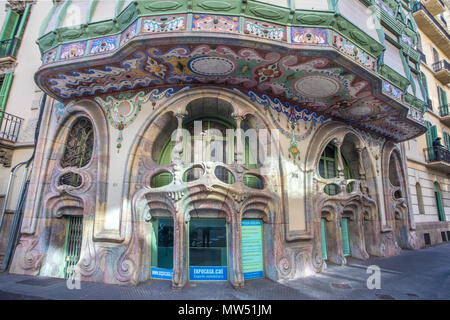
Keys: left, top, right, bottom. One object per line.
{"left": 408, "top": 0, "right": 450, "bottom": 247}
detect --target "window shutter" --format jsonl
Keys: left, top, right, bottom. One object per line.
{"left": 444, "top": 132, "right": 450, "bottom": 149}
{"left": 431, "top": 125, "right": 438, "bottom": 140}
{"left": 0, "top": 73, "right": 14, "bottom": 112}
{"left": 437, "top": 86, "right": 444, "bottom": 107}
{"left": 0, "top": 10, "right": 20, "bottom": 41}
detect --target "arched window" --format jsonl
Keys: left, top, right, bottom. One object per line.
{"left": 434, "top": 182, "right": 446, "bottom": 222}
{"left": 59, "top": 117, "right": 94, "bottom": 187}
{"left": 416, "top": 183, "right": 425, "bottom": 215}
{"left": 319, "top": 143, "right": 354, "bottom": 195}
{"left": 153, "top": 117, "right": 261, "bottom": 188}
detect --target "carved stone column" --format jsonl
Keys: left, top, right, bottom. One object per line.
{"left": 172, "top": 202, "right": 188, "bottom": 289}
{"left": 228, "top": 207, "right": 244, "bottom": 287}
{"left": 232, "top": 113, "right": 245, "bottom": 165}
{"left": 172, "top": 109, "right": 187, "bottom": 165}
{"left": 333, "top": 139, "right": 345, "bottom": 178}
{"left": 355, "top": 147, "right": 366, "bottom": 180}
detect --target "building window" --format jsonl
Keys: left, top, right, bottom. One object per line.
{"left": 60, "top": 117, "right": 94, "bottom": 187}
{"left": 433, "top": 182, "right": 446, "bottom": 222}
{"left": 416, "top": 183, "right": 425, "bottom": 215}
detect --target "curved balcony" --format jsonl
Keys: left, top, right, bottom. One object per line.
{"left": 34, "top": 1, "right": 426, "bottom": 142}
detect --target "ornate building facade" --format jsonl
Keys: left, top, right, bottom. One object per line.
{"left": 0, "top": 0, "right": 434, "bottom": 287}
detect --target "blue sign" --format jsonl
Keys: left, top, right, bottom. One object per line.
{"left": 151, "top": 267, "right": 173, "bottom": 280}
{"left": 189, "top": 266, "right": 228, "bottom": 281}
{"left": 242, "top": 219, "right": 264, "bottom": 280}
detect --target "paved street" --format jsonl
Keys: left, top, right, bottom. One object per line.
{"left": 0, "top": 242, "right": 449, "bottom": 300}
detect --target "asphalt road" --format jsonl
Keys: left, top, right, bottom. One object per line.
{"left": 0, "top": 242, "right": 448, "bottom": 300}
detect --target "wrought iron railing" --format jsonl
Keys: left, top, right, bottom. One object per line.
{"left": 424, "top": 146, "right": 450, "bottom": 163}
{"left": 440, "top": 104, "right": 449, "bottom": 117}
{"left": 427, "top": 98, "right": 433, "bottom": 109}
{"left": 412, "top": 2, "right": 450, "bottom": 41}
{"left": 0, "top": 112, "right": 23, "bottom": 143}
{"left": 432, "top": 60, "right": 450, "bottom": 73}
{"left": 0, "top": 38, "right": 20, "bottom": 58}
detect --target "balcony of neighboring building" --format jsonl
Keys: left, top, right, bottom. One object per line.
{"left": 413, "top": 2, "right": 450, "bottom": 54}
{"left": 423, "top": 146, "right": 450, "bottom": 173}
{"left": 0, "top": 111, "right": 23, "bottom": 144}
{"left": 422, "top": 0, "right": 447, "bottom": 16}
{"left": 432, "top": 59, "right": 450, "bottom": 84}
{"left": 440, "top": 104, "right": 450, "bottom": 125}
{"left": 0, "top": 38, "right": 19, "bottom": 66}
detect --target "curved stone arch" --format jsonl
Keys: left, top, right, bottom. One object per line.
{"left": 381, "top": 141, "right": 415, "bottom": 251}
{"left": 304, "top": 121, "right": 380, "bottom": 267}
{"left": 120, "top": 87, "right": 289, "bottom": 287}
{"left": 11, "top": 99, "right": 110, "bottom": 280}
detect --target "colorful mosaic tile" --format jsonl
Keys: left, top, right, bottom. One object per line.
{"left": 244, "top": 19, "right": 286, "bottom": 41}
{"left": 382, "top": 80, "right": 403, "bottom": 102}
{"left": 59, "top": 41, "right": 87, "bottom": 61}
{"left": 54, "top": 101, "right": 65, "bottom": 122}
{"left": 332, "top": 32, "right": 376, "bottom": 71}
{"left": 120, "top": 21, "right": 138, "bottom": 46}
{"left": 43, "top": 49, "right": 58, "bottom": 64}
{"left": 141, "top": 15, "right": 186, "bottom": 33}
{"left": 89, "top": 36, "right": 118, "bottom": 55}
{"left": 401, "top": 34, "right": 414, "bottom": 47}
{"left": 192, "top": 14, "right": 239, "bottom": 33}
{"left": 291, "top": 27, "right": 328, "bottom": 45}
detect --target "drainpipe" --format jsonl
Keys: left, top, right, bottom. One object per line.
{"left": 0, "top": 93, "right": 47, "bottom": 271}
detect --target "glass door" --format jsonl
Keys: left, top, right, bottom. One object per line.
{"left": 188, "top": 218, "right": 228, "bottom": 281}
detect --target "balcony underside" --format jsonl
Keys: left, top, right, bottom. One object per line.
{"left": 35, "top": 33, "right": 426, "bottom": 142}
{"left": 413, "top": 10, "right": 450, "bottom": 55}
{"left": 440, "top": 115, "right": 450, "bottom": 126}
{"left": 435, "top": 69, "right": 450, "bottom": 85}
{"left": 423, "top": 0, "right": 447, "bottom": 15}
{"left": 425, "top": 161, "right": 450, "bottom": 173}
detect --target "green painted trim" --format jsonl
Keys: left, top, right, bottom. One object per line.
{"left": 341, "top": 218, "right": 351, "bottom": 256}
{"left": 0, "top": 73, "right": 14, "bottom": 112}
{"left": 39, "top": 1, "right": 58, "bottom": 37}
{"left": 321, "top": 218, "right": 327, "bottom": 260}
{"left": 60, "top": 218, "right": 71, "bottom": 278}
{"left": 0, "top": 9, "right": 20, "bottom": 41}
{"left": 115, "top": 0, "right": 126, "bottom": 17}
{"left": 399, "top": 50, "right": 415, "bottom": 96}
{"left": 56, "top": 0, "right": 72, "bottom": 29}
{"left": 14, "top": 4, "right": 31, "bottom": 40}
{"left": 87, "top": 0, "right": 99, "bottom": 24}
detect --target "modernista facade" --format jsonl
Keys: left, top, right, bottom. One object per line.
{"left": 0, "top": 0, "right": 444, "bottom": 288}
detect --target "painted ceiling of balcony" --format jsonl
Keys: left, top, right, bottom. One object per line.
{"left": 36, "top": 0, "right": 426, "bottom": 142}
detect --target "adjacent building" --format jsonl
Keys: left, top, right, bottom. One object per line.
{"left": 407, "top": 0, "right": 450, "bottom": 247}
{"left": 0, "top": 0, "right": 440, "bottom": 288}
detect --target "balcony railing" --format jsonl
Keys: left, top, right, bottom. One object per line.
{"left": 418, "top": 49, "right": 427, "bottom": 63}
{"left": 413, "top": 2, "right": 450, "bottom": 41}
{"left": 440, "top": 105, "right": 449, "bottom": 117}
{"left": 0, "top": 38, "right": 20, "bottom": 59}
{"left": 433, "top": 60, "right": 450, "bottom": 73}
{"left": 424, "top": 146, "right": 450, "bottom": 163}
{"left": 0, "top": 112, "right": 23, "bottom": 143}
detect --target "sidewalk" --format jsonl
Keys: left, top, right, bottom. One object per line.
{"left": 0, "top": 242, "right": 449, "bottom": 300}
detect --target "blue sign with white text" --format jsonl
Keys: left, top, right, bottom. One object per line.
{"left": 189, "top": 266, "right": 228, "bottom": 281}
{"left": 151, "top": 267, "right": 173, "bottom": 280}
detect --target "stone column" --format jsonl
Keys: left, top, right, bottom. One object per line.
{"left": 172, "top": 109, "right": 187, "bottom": 165}
{"left": 233, "top": 113, "right": 245, "bottom": 165}
{"left": 355, "top": 147, "right": 366, "bottom": 180}
{"left": 334, "top": 139, "right": 345, "bottom": 178}
{"left": 228, "top": 210, "right": 244, "bottom": 287}
{"left": 172, "top": 204, "right": 188, "bottom": 289}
